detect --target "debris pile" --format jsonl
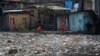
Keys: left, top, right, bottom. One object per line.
{"left": 0, "top": 32, "right": 100, "bottom": 56}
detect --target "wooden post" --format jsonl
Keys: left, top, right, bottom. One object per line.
{"left": 79, "top": 0, "right": 84, "bottom": 11}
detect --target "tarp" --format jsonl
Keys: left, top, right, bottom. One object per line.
{"left": 71, "top": 3, "right": 79, "bottom": 12}
{"left": 64, "top": 0, "right": 73, "bottom": 10}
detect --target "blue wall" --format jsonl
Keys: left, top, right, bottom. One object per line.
{"left": 69, "top": 12, "right": 93, "bottom": 32}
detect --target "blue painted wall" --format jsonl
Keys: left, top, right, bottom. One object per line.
{"left": 69, "top": 12, "right": 92, "bottom": 32}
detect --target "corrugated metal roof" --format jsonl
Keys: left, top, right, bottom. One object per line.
{"left": 3, "top": 10, "right": 27, "bottom": 13}
{"left": 34, "top": 5, "right": 71, "bottom": 10}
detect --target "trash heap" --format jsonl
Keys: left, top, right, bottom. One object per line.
{"left": 0, "top": 32, "right": 100, "bottom": 56}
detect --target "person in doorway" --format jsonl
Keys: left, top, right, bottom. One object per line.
{"left": 60, "top": 22, "right": 65, "bottom": 32}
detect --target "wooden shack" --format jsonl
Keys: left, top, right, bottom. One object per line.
{"left": 2, "top": 10, "right": 31, "bottom": 31}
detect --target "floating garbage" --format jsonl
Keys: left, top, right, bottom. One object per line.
{"left": 0, "top": 32, "right": 99, "bottom": 56}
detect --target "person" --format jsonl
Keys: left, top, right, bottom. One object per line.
{"left": 37, "top": 23, "right": 42, "bottom": 32}
{"left": 60, "top": 22, "right": 65, "bottom": 32}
